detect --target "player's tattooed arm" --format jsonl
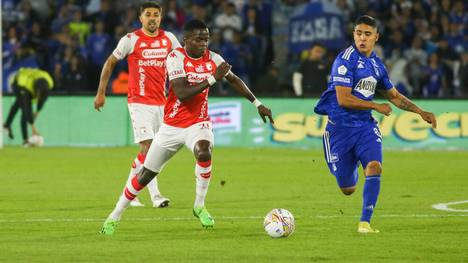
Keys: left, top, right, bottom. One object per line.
{"left": 385, "top": 88, "right": 437, "bottom": 128}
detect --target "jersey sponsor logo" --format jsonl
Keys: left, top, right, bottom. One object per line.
{"left": 138, "top": 59, "right": 165, "bottom": 67}
{"left": 354, "top": 76, "right": 377, "bottom": 97}
{"left": 151, "top": 41, "right": 160, "bottom": 48}
{"left": 141, "top": 48, "right": 168, "bottom": 59}
{"left": 169, "top": 69, "right": 184, "bottom": 78}
{"left": 337, "top": 65, "right": 347, "bottom": 75}
{"left": 187, "top": 72, "right": 211, "bottom": 83}
{"left": 332, "top": 76, "right": 351, "bottom": 83}
{"left": 169, "top": 99, "right": 181, "bottom": 118}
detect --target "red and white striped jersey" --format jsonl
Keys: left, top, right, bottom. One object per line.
{"left": 113, "top": 29, "right": 181, "bottom": 105}
{"left": 164, "top": 47, "right": 225, "bottom": 128}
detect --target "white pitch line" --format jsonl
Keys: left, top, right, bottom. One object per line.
{"left": 432, "top": 200, "right": 468, "bottom": 212}
{"left": 0, "top": 214, "right": 467, "bottom": 223}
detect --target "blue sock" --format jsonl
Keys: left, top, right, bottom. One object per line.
{"left": 360, "top": 175, "right": 381, "bottom": 223}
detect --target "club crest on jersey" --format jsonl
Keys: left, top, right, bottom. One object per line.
{"left": 195, "top": 65, "right": 205, "bottom": 73}
{"left": 162, "top": 39, "right": 168, "bottom": 46}
{"left": 354, "top": 76, "right": 377, "bottom": 97}
{"left": 206, "top": 63, "right": 213, "bottom": 71}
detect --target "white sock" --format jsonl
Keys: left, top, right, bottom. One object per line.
{"left": 109, "top": 174, "right": 144, "bottom": 220}
{"left": 194, "top": 160, "right": 212, "bottom": 208}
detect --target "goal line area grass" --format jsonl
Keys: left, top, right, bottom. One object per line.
{"left": 0, "top": 147, "right": 467, "bottom": 262}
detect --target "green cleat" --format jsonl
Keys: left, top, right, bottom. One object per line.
{"left": 193, "top": 207, "right": 215, "bottom": 228}
{"left": 100, "top": 218, "right": 118, "bottom": 235}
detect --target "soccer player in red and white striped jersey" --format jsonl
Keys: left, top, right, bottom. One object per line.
{"left": 100, "top": 19, "right": 274, "bottom": 234}
{"left": 94, "top": 2, "right": 181, "bottom": 208}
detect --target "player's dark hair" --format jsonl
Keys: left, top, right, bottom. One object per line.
{"left": 139, "top": 1, "right": 162, "bottom": 15}
{"left": 354, "top": 15, "right": 378, "bottom": 31}
{"left": 184, "top": 19, "right": 208, "bottom": 34}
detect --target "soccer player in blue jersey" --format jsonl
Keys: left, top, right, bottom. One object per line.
{"left": 314, "top": 15, "right": 437, "bottom": 233}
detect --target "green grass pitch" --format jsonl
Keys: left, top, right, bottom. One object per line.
{"left": 0, "top": 147, "right": 467, "bottom": 262}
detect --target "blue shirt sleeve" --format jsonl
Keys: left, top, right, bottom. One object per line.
{"left": 330, "top": 56, "right": 354, "bottom": 88}
{"left": 377, "top": 59, "right": 394, "bottom": 90}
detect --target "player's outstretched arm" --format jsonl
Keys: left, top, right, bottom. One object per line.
{"left": 384, "top": 88, "right": 437, "bottom": 128}
{"left": 225, "top": 72, "right": 274, "bottom": 124}
{"left": 94, "top": 55, "right": 118, "bottom": 111}
{"left": 336, "top": 86, "right": 392, "bottom": 116}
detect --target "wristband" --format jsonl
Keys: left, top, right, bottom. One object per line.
{"left": 252, "top": 99, "right": 262, "bottom": 108}
{"left": 207, "top": 75, "right": 216, "bottom": 86}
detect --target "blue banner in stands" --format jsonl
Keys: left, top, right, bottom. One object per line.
{"left": 288, "top": 1, "right": 347, "bottom": 53}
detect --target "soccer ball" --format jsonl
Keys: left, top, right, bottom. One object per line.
{"left": 28, "top": 135, "right": 44, "bottom": 147}
{"left": 263, "top": 208, "right": 295, "bottom": 238}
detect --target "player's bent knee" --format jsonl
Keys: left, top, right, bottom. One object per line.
{"left": 196, "top": 150, "right": 211, "bottom": 162}
{"left": 365, "top": 161, "right": 382, "bottom": 176}
{"left": 194, "top": 140, "right": 212, "bottom": 162}
{"left": 341, "top": 186, "right": 356, "bottom": 195}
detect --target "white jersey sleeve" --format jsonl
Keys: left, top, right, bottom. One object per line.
{"left": 166, "top": 50, "right": 186, "bottom": 80}
{"left": 112, "top": 33, "right": 137, "bottom": 60}
{"left": 165, "top": 31, "right": 182, "bottom": 50}
{"left": 210, "top": 51, "right": 233, "bottom": 77}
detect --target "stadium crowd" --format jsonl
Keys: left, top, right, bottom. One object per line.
{"left": 2, "top": 0, "right": 467, "bottom": 97}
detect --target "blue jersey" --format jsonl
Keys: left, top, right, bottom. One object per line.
{"left": 314, "top": 45, "right": 394, "bottom": 127}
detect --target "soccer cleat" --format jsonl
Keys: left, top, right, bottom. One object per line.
{"left": 100, "top": 218, "right": 119, "bottom": 235}
{"left": 152, "top": 195, "right": 170, "bottom": 208}
{"left": 3, "top": 125, "right": 14, "bottom": 139}
{"left": 358, "top": 221, "right": 380, "bottom": 234}
{"left": 193, "top": 207, "right": 214, "bottom": 228}
{"left": 130, "top": 197, "right": 145, "bottom": 207}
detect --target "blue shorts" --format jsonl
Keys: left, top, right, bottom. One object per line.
{"left": 322, "top": 121, "right": 382, "bottom": 188}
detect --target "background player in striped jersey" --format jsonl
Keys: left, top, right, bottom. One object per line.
{"left": 315, "top": 15, "right": 437, "bottom": 233}
{"left": 100, "top": 19, "right": 274, "bottom": 234}
{"left": 94, "top": 2, "right": 181, "bottom": 208}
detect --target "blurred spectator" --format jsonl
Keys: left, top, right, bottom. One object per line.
{"left": 62, "top": 54, "right": 88, "bottom": 93}
{"left": 221, "top": 30, "right": 252, "bottom": 87}
{"left": 460, "top": 53, "right": 468, "bottom": 97}
{"left": 214, "top": 2, "right": 242, "bottom": 42}
{"left": 255, "top": 65, "right": 283, "bottom": 95}
{"left": 163, "top": 0, "right": 187, "bottom": 33}
{"left": 404, "top": 36, "right": 428, "bottom": 95}
{"left": 68, "top": 8, "right": 91, "bottom": 46}
{"left": 86, "top": 20, "right": 112, "bottom": 90}
{"left": 292, "top": 43, "right": 328, "bottom": 97}
{"left": 423, "top": 53, "right": 447, "bottom": 97}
